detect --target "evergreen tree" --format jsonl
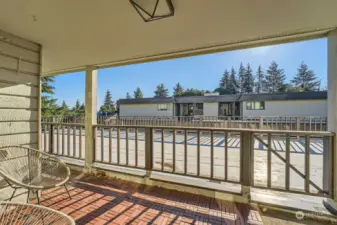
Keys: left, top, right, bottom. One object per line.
{"left": 237, "top": 63, "right": 245, "bottom": 93}
{"left": 173, "top": 82, "right": 184, "bottom": 96}
{"left": 291, "top": 62, "right": 320, "bottom": 91}
{"left": 80, "top": 103, "right": 85, "bottom": 114}
{"left": 99, "top": 90, "right": 116, "bottom": 114}
{"left": 241, "top": 63, "right": 254, "bottom": 93}
{"left": 255, "top": 65, "right": 266, "bottom": 93}
{"left": 133, "top": 87, "right": 143, "bottom": 99}
{"left": 126, "top": 92, "right": 132, "bottom": 99}
{"left": 154, "top": 83, "right": 169, "bottom": 97}
{"left": 41, "top": 76, "right": 58, "bottom": 116}
{"left": 103, "top": 90, "right": 116, "bottom": 111}
{"left": 71, "top": 99, "right": 82, "bottom": 116}
{"left": 219, "top": 70, "right": 230, "bottom": 89}
{"left": 227, "top": 67, "right": 238, "bottom": 94}
{"left": 215, "top": 69, "right": 231, "bottom": 95}
{"left": 58, "top": 100, "right": 69, "bottom": 115}
{"left": 265, "top": 61, "right": 286, "bottom": 93}
{"left": 181, "top": 88, "right": 205, "bottom": 96}
{"left": 75, "top": 99, "right": 81, "bottom": 110}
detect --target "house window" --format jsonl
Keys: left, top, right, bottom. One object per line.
{"left": 195, "top": 103, "right": 203, "bottom": 115}
{"left": 157, "top": 104, "right": 170, "bottom": 111}
{"left": 246, "top": 101, "right": 265, "bottom": 110}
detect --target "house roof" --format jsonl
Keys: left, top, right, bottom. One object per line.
{"left": 118, "top": 97, "right": 173, "bottom": 104}
{"left": 118, "top": 91, "right": 327, "bottom": 105}
{"left": 175, "top": 95, "right": 241, "bottom": 103}
{"left": 240, "top": 91, "right": 327, "bottom": 101}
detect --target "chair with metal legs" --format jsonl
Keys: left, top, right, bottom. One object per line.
{"left": 0, "top": 145, "right": 71, "bottom": 204}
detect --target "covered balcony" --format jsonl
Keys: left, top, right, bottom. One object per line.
{"left": 1, "top": 1, "right": 337, "bottom": 224}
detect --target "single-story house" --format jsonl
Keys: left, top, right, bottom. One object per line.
{"left": 118, "top": 91, "right": 327, "bottom": 117}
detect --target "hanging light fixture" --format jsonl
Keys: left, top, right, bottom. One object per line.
{"left": 130, "top": 0, "right": 174, "bottom": 22}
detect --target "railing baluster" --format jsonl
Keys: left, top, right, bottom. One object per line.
{"left": 135, "top": 128, "right": 138, "bottom": 167}
{"left": 309, "top": 118, "right": 312, "bottom": 131}
{"left": 73, "top": 126, "right": 76, "bottom": 158}
{"left": 49, "top": 124, "right": 54, "bottom": 154}
{"left": 323, "top": 136, "right": 333, "bottom": 196}
{"left": 285, "top": 134, "right": 290, "bottom": 191}
{"left": 62, "top": 126, "right": 65, "bottom": 155}
{"left": 101, "top": 127, "right": 104, "bottom": 162}
{"left": 67, "top": 126, "right": 70, "bottom": 156}
{"left": 109, "top": 127, "right": 112, "bottom": 163}
{"left": 224, "top": 131, "right": 228, "bottom": 181}
{"left": 173, "top": 129, "right": 176, "bottom": 173}
{"left": 56, "top": 125, "right": 59, "bottom": 154}
{"left": 267, "top": 133, "right": 271, "bottom": 188}
{"left": 211, "top": 130, "right": 214, "bottom": 179}
{"left": 79, "top": 126, "right": 82, "bottom": 159}
{"left": 184, "top": 130, "right": 187, "bottom": 174}
{"left": 117, "top": 128, "right": 120, "bottom": 164}
{"left": 126, "top": 128, "right": 129, "bottom": 165}
{"left": 43, "top": 124, "right": 47, "bottom": 152}
{"left": 305, "top": 135, "right": 310, "bottom": 193}
{"left": 197, "top": 130, "right": 200, "bottom": 177}
{"left": 93, "top": 126, "right": 97, "bottom": 162}
{"left": 161, "top": 129, "right": 164, "bottom": 171}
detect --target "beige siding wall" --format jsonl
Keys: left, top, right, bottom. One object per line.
{"left": 242, "top": 100, "right": 327, "bottom": 117}
{"left": 0, "top": 30, "right": 40, "bottom": 148}
{"left": 119, "top": 103, "right": 174, "bottom": 117}
{"left": 203, "top": 103, "right": 218, "bottom": 116}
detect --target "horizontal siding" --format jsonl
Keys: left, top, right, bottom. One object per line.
{"left": 0, "top": 54, "right": 39, "bottom": 75}
{"left": 0, "top": 91, "right": 37, "bottom": 109}
{"left": 120, "top": 104, "right": 174, "bottom": 117}
{"left": 242, "top": 100, "right": 327, "bottom": 117}
{"left": 0, "top": 122, "right": 38, "bottom": 135}
{"left": 0, "top": 69, "right": 38, "bottom": 86}
{"left": 0, "top": 82, "right": 38, "bottom": 97}
{"left": 0, "top": 30, "right": 40, "bottom": 148}
{"left": 0, "top": 109, "right": 37, "bottom": 121}
{"left": 0, "top": 41, "right": 40, "bottom": 63}
{"left": 0, "top": 30, "right": 40, "bottom": 52}
{"left": 0, "top": 133, "right": 38, "bottom": 145}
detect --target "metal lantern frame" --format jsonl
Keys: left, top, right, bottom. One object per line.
{"left": 130, "top": 0, "right": 174, "bottom": 22}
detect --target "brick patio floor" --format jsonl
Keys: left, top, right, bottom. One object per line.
{"left": 38, "top": 176, "right": 263, "bottom": 225}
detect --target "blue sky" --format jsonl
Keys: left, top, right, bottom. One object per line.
{"left": 53, "top": 38, "right": 327, "bottom": 107}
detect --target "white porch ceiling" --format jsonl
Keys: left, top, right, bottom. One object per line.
{"left": 0, "top": 0, "right": 337, "bottom": 76}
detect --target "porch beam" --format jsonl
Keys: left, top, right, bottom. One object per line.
{"left": 84, "top": 66, "right": 97, "bottom": 171}
{"left": 327, "top": 29, "right": 337, "bottom": 200}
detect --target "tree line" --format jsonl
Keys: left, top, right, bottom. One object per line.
{"left": 42, "top": 76, "right": 85, "bottom": 117}
{"left": 42, "top": 61, "right": 323, "bottom": 116}
{"left": 124, "top": 61, "right": 322, "bottom": 98}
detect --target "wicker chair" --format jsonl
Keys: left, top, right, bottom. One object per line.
{"left": 0, "top": 202, "right": 75, "bottom": 224}
{"left": 0, "top": 145, "right": 71, "bottom": 204}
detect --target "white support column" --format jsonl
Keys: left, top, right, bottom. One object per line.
{"left": 327, "top": 30, "right": 337, "bottom": 200}
{"left": 84, "top": 66, "right": 97, "bottom": 171}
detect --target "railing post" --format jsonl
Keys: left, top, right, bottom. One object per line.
{"left": 323, "top": 136, "right": 334, "bottom": 197}
{"left": 240, "top": 131, "right": 253, "bottom": 202}
{"left": 296, "top": 117, "right": 300, "bottom": 131}
{"left": 259, "top": 117, "right": 264, "bottom": 129}
{"left": 84, "top": 66, "right": 97, "bottom": 172}
{"left": 145, "top": 127, "right": 153, "bottom": 176}
{"left": 296, "top": 117, "right": 301, "bottom": 139}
